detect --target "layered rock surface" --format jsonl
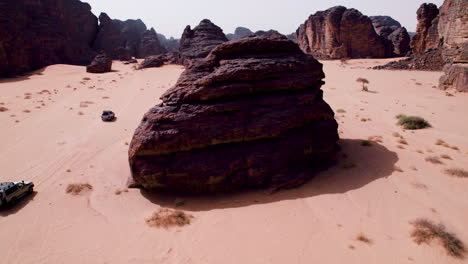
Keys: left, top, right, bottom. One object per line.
{"left": 295, "top": 6, "right": 392, "bottom": 59}
{"left": 129, "top": 36, "right": 339, "bottom": 193}
{"left": 0, "top": 0, "right": 98, "bottom": 77}
{"left": 93, "top": 13, "right": 165, "bottom": 60}
{"left": 179, "top": 19, "right": 228, "bottom": 66}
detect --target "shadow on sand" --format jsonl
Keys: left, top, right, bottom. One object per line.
{"left": 0, "top": 69, "right": 46, "bottom": 84}
{"left": 140, "top": 138, "right": 399, "bottom": 212}
{"left": 0, "top": 192, "right": 37, "bottom": 217}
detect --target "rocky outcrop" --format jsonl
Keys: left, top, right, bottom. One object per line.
{"left": 295, "top": 6, "right": 392, "bottom": 59}
{"left": 370, "top": 16, "right": 410, "bottom": 56}
{"left": 0, "top": 0, "right": 98, "bottom": 77}
{"left": 86, "top": 53, "right": 112, "bottom": 73}
{"left": 93, "top": 13, "right": 165, "bottom": 60}
{"left": 157, "top": 34, "right": 180, "bottom": 52}
{"left": 411, "top": 3, "right": 440, "bottom": 54}
{"left": 138, "top": 53, "right": 180, "bottom": 69}
{"left": 179, "top": 19, "right": 228, "bottom": 66}
{"left": 439, "top": 64, "right": 468, "bottom": 92}
{"left": 374, "top": 48, "right": 445, "bottom": 71}
{"left": 226, "top": 27, "right": 254, "bottom": 40}
{"left": 128, "top": 35, "right": 339, "bottom": 194}
{"left": 376, "top": 0, "right": 467, "bottom": 75}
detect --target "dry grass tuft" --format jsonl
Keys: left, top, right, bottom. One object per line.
{"left": 115, "top": 188, "right": 129, "bottom": 195}
{"left": 0, "top": 106, "right": 9, "bottom": 112}
{"left": 336, "top": 109, "right": 346, "bottom": 113}
{"left": 356, "top": 233, "right": 372, "bottom": 244}
{"left": 444, "top": 168, "right": 468, "bottom": 178}
{"left": 392, "top": 132, "right": 402, "bottom": 138}
{"left": 66, "top": 183, "right": 93, "bottom": 195}
{"left": 440, "top": 154, "right": 452, "bottom": 160}
{"left": 396, "top": 114, "right": 431, "bottom": 130}
{"left": 411, "top": 218, "right": 466, "bottom": 259}
{"left": 425, "top": 156, "right": 444, "bottom": 165}
{"left": 146, "top": 208, "right": 193, "bottom": 228}
{"left": 398, "top": 138, "right": 408, "bottom": 145}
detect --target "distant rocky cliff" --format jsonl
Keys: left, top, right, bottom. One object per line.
{"left": 295, "top": 6, "right": 394, "bottom": 59}
{"left": 93, "top": 13, "right": 165, "bottom": 60}
{"left": 226, "top": 27, "right": 285, "bottom": 40}
{"left": 376, "top": 0, "right": 467, "bottom": 91}
{"left": 0, "top": 0, "right": 98, "bottom": 77}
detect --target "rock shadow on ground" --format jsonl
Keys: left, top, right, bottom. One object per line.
{"left": 140, "top": 138, "right": 398, "bottom": 211}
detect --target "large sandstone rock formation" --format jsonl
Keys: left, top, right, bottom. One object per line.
{"left": 129, "top": 36, "right": 339, "bottom": 193}
{"left": 411, "top": 3, "right": 440, "bottom": 55}
{"left": 93, "top": 13, "right": 165, "bottom": 60}
{"left": 295, "top": 6, "right": 392, "bottom": 59}
{"left": 157, "top": 34, "right": 180, "bottom": 52}
{"left": 377, "top": 0, "right": 467, "bottom": 78}
{"left": 179, "top": 19, "right": 228, "bottom": 66}
{"left": 370, "top": 16, "right": 410, "bottom": 56}
{"left": 0, "top": 0, "right": 98, "bottom": 77}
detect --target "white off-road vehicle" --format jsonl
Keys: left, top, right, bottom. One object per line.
{"left": 0, "top": 181, "right": 34, "bottom": 207}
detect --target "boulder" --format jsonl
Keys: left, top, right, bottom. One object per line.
{"left": 92, "top": 13, "right": 165, "bottom": 60}
{"left": 370, "top": 16, "right": 411, "bottom": 56}
{"left": 179, "top": 19, "right": 228, "bottom": 66}
{"left": 0, "top": 0, "right": 98, "bottom": 77}
{"left": 410, "top": 3, "right": 440, "bottom": 54}
{"left": 86, "top": 53, "right": 112, "bottom": 73}
{"left": 439, "top": 64, "right": 468, "bottom": 92}
{"left": 295, "top": 6, "right": 392, "bottom": 59}
{"left": 128, "top": 35, "right": 339, "bottom": 194}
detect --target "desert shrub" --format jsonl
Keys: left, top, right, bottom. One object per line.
{"left": 341, "top": 162, "right": 356, "bottom": 169}
{"left": 396, "top": 114, "right": 431, "bottom": 130}
{"left": 356, "top": 233, "right": 372, "bottom": 244}
{"left": 146, "top": 208, "right": 193, "bottom": 228}
{"left": 411, "top": 218, "right": 466, "bottom": 258}
{"left": 361, "top": 140, "right": 372, "bottom": 147}
{"left": 444, "top": 168, "right": 468, "bottom": 178}
{"left": 336, "top": 109, "right": 346, "bottom": 113}
{"left": 66, "top": 183, "right": 93, "bottom": 195}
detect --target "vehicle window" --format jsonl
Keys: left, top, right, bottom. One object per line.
{"left": 5, "top": 186, "right": 18, "bottom": 195}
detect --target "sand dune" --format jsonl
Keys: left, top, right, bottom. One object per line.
{"left": 1, "top": 60, "right": 467, "bottom": 264}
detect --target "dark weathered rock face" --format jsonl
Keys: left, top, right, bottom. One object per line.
{"left": 438, "top": 0, "right": 468, "bottom": 63}
{"left": 295, "top": 6, "right": 392, "bottom": 59}
{"left": 129, "top": 36, "right": 339, "bottom": 194}
{"left": 93, "top": 13, "right": 165, "bottom": 60}
{"left": 370, "top": 16, "right": 411, "bottom": 56}
{"left": 411, "top": 3, "right": 440, "bottom": 55}
{"left": 0, "top": 0, "right": 98, "bottom": 77}
{"left": 86, "top": 53, "right": 112, "bottom": 73}
{"left": 179, "top": 19, "right": 228, "bottom": 66}
{"left": 376, "top": 0, "right": 467, "bottom": 75}
{"left": 439, "top": 64, "right": 468, "bottom": 92}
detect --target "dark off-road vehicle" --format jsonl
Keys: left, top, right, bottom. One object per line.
{"left": 101, "top": 110, "right": 115, "bottom": 122}
{"left": 0, "top": 181, "right": 34, "bottom": 207}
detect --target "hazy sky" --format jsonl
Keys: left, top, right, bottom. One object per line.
{"left": 85, "top": 0, "right": 444, "bottom": 38}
